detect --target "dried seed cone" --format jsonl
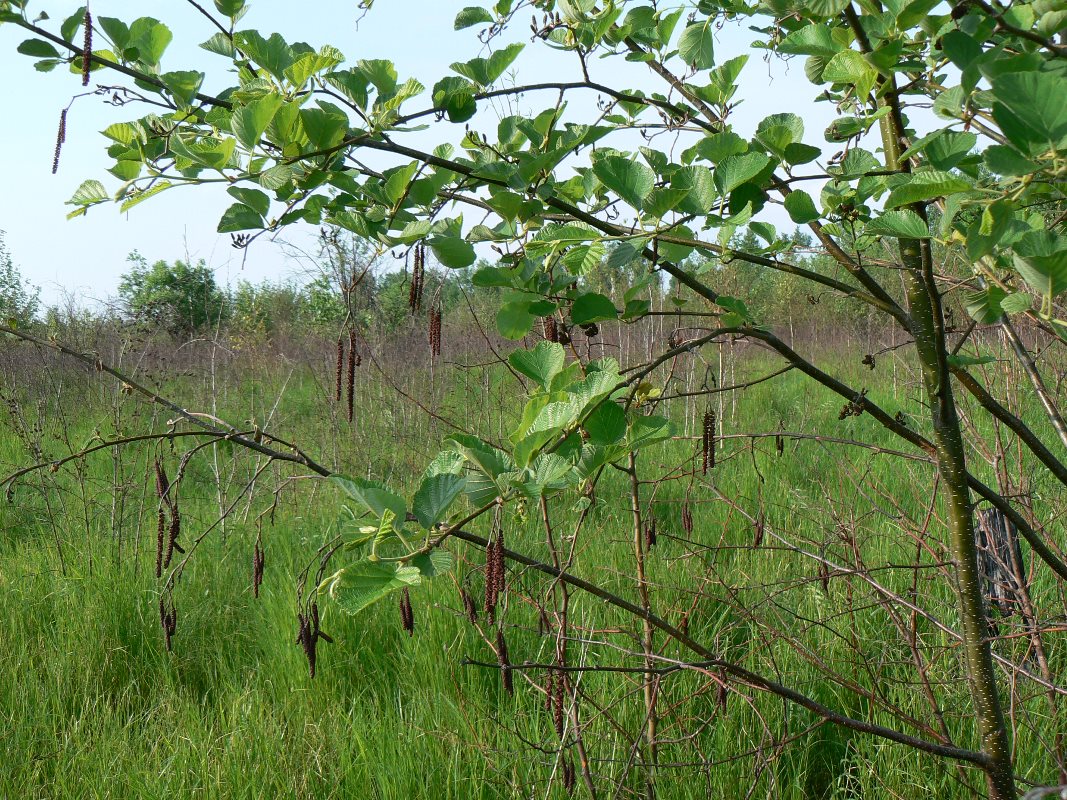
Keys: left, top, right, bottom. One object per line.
{"left": 52, "top": 108, "right": 67, "bottom": 174}
{"left": 81, "top": 9, "right": 93, "bottom": 86}
{"left": 496, "top": 627, "right": 513, "bottom": 695}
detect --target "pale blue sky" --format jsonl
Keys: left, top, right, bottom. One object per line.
{"left": 1, "top": 1, "right": 832, "bottom": 307}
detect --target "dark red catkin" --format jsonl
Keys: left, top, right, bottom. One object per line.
{"left": 163, "top": 502, "right": 180, "bottom": 569}
{"left": 702, "top": 409, "right": 716, "bottom": 474}
{"left": 460, "top": 586, "right": 478, "bottom": 624}
{"left": 408, "top": 244, "right": 424, "bottom": 313}
{"left": 484, "top": 537, "right": 499, "bottom": 624}
{"left": 160, "top": 597, "right": 177, "bottom": 652}
{"left": 716, "top": 670, "right": 728, "bottom": 710}
{"left": 81, "top": 8, "right": 93, "bottom": 86}
{"left": 644, "top": 516, "right": 657, "bottom": 549}
{"left": 562, "top": 756, "right": 576, "bottom": 794}
{"left": 544, "top": 669, "right": 555, "bottom": 712}
{"left": 496, "top": 627, "right": 513, "bottom": 695}
{"left": 775, "top": 429, "right": 785, "bottom": 457}
{"left": 252, "top": 535, "right": 264, "bottom": 598}
{"left": 155, "top": 506, "right": 165, "bottom": 578}
{"left": 681, "top": 502, "right": 693, "bottom": 535}
{"left": 154, "top": 457, "right": 170, "bottom": 505}
{"left": 345, "top": 328, "right": 356, "bottom": 423}
{"left": 553, "top": 670, "right": 565, "bottom": 739}
{"left": 52, "top": 108, "right": 67, "bottom": 174}
{"left": 818, "top": 561, "right": 830, "bottom": 595}
{"left": 484, "top": 525, "right": 506, "bottom": 623}
{"left": 753, "top": 513, "right": 765, "bottom": 548}
{"left": 399, "top": 588, "right": 414, "bottom": 636}
{"left": 334, "top": 335, "right": 344, "bottom": 403}
{"left": 429, "top": 306, "right": 442, "bottom": 358}
{"left": 543, "top": 315, "right": 558, "bottom": 343}
{"left": 296, "top": 612, "right": 315, "bottom": 677}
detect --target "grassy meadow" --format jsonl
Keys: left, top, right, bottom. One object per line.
{"left": 1, "top": 321, "right": 1064, "bottom": 798}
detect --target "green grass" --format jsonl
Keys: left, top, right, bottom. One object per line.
{"left": 1, "top": 334, "right": 1064, "bottom": 798}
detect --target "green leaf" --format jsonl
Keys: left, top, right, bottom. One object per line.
{"left": 571, "top": 293, "right": 618, "bottom": 325}
{"left": 160, "top": 70, "right": 205, "bottom": 106}
{"left": 863, "top": 209, "right": 930, "bottom": 239}
{"left": 497, "top": 301, "right": 536, "bottom": 340}
{"left": 232, "top": 94, "right": 283, "bottom": 150}
{"left": 1013, "top": 233, "right": 1067, "bottom": 298}
{"left": 409, "top": 549, "right": 454, "bottom": 578}
{"left": 965, "top": 285, "right": 1009, "bottom": 324}
{"left": 68, "top": 179, "right": 108, "bottom": 205}
{"left": 326, "top": 560, "right": 421, "bottom": 615}
{"left": 226, "top": 187, "right": 270, "bottom": 217}
{"left": 200, "top": 32, "right": 236, "bottom": 57}
{"left": 584, "top": 401, "right": 626, "bottom": 444}
{"left": 947, "top": 353, "right": 996, "bottom": 368}
{"left": 677, "top": 20, "right": 714, "bottom": 69}
{"left": 983, "top": 146, "right": 1039, "bottom": 177}
{"left": 784, "top": 190, "right": 820, "bottom": 224}
{"left": 214, "top": 0, "right": 246, "bottom": 15}
{"left": 450, "top": 42, "right": 524, "bottom": 86}
{"left": 331, "top": 475, "right": 407, "bottom": 523}
{"left": 217, "top": 202, "right": 264, "bottom": 233}
{"left": 455, "top": 6, "right": 494, "bottom": 28}
{"left": 128, "top": 17, "right": 172, "bottom": 66}
{"left": 991, "top": 71, "right": 1067, "bottom": 153}
{"left": 432, "top": 76, "right": 477, "bottom": 123}
{"left": 714, "top": 152, "right": 771, "bottom": 195}
{"left": 412, "top": 474, "right": 467, "bottom": 529}
{"left": 428, "top": 237, "right": 476, "bottom": 268}
{"left": 259, "top": 163, "right": 294, "bottom": 190}
{"left": 999, "top": 292, "right": 1031, "bottom": 314}
{"left": 234, "top": 30, "right": 295, "bottom": 81}
{"left": 778, "top": 24, "right": 842, "bottom": 56}
{"left": 884, "top": 171, "right": 971, "bottom": 208}
{"left": 593, "top": 156, "right": 655, "bottom": 209}
{"left": 300, "top": 105, "right": 349, "bottom": 150}
{"left": 509, "top": 341, "right": 566, "bottom": 390}
{"left": 628, "top": 415, "right": 674, "bottom": 449}
{"left": 17, "top": 39, "right": 61, "bottom": 58}
{"left": 821, "top": 50, "right": 877, "bottom": 98}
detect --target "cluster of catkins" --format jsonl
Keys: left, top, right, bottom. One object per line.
{"left": 296, "top": 602, "right": 333, "bottom": 678}
{"left": 154, "top": 457, "right": 183, "bottom": 579}
{"left": 334, "top": 329, "right": 360, "bottom": 421}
